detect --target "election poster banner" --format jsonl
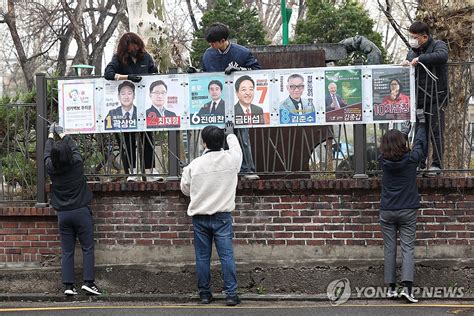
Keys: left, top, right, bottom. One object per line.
{"left": 144, "top": 76, "right": 183, "bottom": 130}
{"left": 324, "top": 69, "right": 363, "bottom": 123}
{"left": 372, "top": 67, "right": 411, "bottom": 121}
{"left": 232, "top": 73, "right": 270, "bottom": 127}
{"left": 277, "top": 71, "right": 318, "bottom": 126}
{"left": 189, "top": 75, "right": 226, "bottom": 128}
{"left": 59, "top": 80, "right": 96, "bottom": 133}
{"left": 103, "top": 80, "right": 139, "bottom": 131}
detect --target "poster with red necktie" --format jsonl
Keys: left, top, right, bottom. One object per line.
{"left": 232, "top": 73, "right": 270, "bottom": 127}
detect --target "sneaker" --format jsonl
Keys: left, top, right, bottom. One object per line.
{"left": 81, "top": 282, "right": 102, "bottom": 295}
{"left": 199, "top": 294, "right": 213, "bottom": 304}
{"left": 64, "top": 284, "right": 77, "bottom": 296}
{"left": 226, "top": 295, "right": 241, "bottom": 306}
{"left": 127, "top": 175, "right": 141, "bottom": 182}
{"left": 387, "top": 289, "right": 398, "bottom": 298}
{"left": 242, "top": 174, "right": 260, "bottom": 180}
{"left": 399, "top": 290, "right": 418, "bottom": 303}
{"left": 145, "top": 168, "right": 164, "bottom": 182}
{"left": 426, "top": 166, "right": 441, "bottom": 177}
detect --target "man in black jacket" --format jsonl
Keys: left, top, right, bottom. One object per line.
{"left": 402, "top": 21, "right": 448, "bottom": 175}
{"left": 44, "top": 123, "right": 101, "bottom": 296}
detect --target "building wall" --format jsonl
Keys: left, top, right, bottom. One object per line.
{"left": 0, "top": 178, "right": 472, "bottom": 267}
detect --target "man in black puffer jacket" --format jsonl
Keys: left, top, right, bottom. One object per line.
{"left": 402, "top": 21, "right": 448, "bottom": 174}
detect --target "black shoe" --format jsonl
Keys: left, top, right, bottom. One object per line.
{"left": 64, "top": 284, "right": 77, "bottom": 296}
{"left": 200, "top": 294, "right": 213, "bottom": 304}
{"left": 226, "top": 295, "right": 241, "bottom": 306}
{"left": 81, "top": 282, "right": 101, "bottom": 295}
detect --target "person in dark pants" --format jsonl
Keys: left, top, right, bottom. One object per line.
{"left": 180, "top": 122, "right": 242, "bottom": 306}
{"left": 44, "top": 123, "right": 101, "bottom": 296}
{"left": 378, "top": 109, "right": 427, "bottom": 303}
{"left": 104, "top": 32, "right": 162, "bottom": 182}
{"left": 201, "top": 22, "right": 261, "bottom": 180}
{"left": 402, "top": 21, "right": 448, "bottom": 175}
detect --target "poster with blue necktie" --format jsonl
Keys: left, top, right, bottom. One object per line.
{"left": 277, "top": 71, "right": 317, "bottom": 126}
{"left": 324, "top": 69, "right": 363, "bottom": 123}
{"left": 144, "top": 76, "right": 182, "bottom": 129}
{"left": 189, "top": 75, "right": 226, "bottom": 127}
{"left": 103, "top": 80, "right": 138, "bottom": 131}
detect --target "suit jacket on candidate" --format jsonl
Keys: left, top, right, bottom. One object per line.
{"left": 198, "top": 99, "right": 225, "bottom": 116}
{"left": 146, "top": 105, "right": 176, "bottom": 118}
{"left": 279, "top": 97, "right": 315, "bottom": 115}
{"left": 325, "top": 94, "right": 347, "bottom": 112}
{"left": 234, "top": 103, "right": 263, "bottom": 115}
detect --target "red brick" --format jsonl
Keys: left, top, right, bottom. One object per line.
{"left": 160, "top": 232, "right": 178, "bottom": 239}
{"left": 304, "top": 225, "right": 324, "bottom": 231}
{"left": 292, "top": 217, "right": 312, "bottom": 223}
{"left": 306, "top": 240, "right": 324, "bottom": 246}
{"left": 287, "top": 240, "right": 305, "bottom": 245}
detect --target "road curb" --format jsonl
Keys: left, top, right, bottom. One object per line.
{"left": 0, "top": 293, "right": 472, "bottom": 303}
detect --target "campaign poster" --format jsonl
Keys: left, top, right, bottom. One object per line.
{"left": 144, "top": 76, "right": 182, "bottom": 129}
{"left": 372, "top": 68, "right": 411, "bottom": 121}
{"left": 277, "top": 72, "right": 317, "bottom": 125}
{"left": 325, "top": 69, "right": 362, "bottom": 123}
{"left": 103, "top": 80, "right": 138, "bottom": 131}
{"left": 60, "top": 81, "right": 96, "bottom": 133}
{"left": 232, "top": 73, "right": 270, "bottom": 127}
{"left": 189, "top": 76, "right": 226, "bottom": 127}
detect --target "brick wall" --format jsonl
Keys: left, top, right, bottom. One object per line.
{"left": 0, "top": 178, "right": 473, "bottom": 266}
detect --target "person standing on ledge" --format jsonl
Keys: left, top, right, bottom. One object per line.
{"left": 104, "top": 32, "right": 162, "bottom": 182}
{"left": 201, "top": 22, "right": 261, "bottom": 180}
{"left": 44, "top": 123, "right": 101, "bottom": 296}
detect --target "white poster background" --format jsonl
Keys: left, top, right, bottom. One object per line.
{"left": 59, "top": 80, "right": 96, "bottom": 133}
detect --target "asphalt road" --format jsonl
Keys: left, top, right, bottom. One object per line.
{"left": 0, "top": 301, "right": 472, "bottom": 316}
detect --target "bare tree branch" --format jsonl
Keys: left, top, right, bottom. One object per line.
{"left": 377, "top": 0, "right": 409, "bottom": 48}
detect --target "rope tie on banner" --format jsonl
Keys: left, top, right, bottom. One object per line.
{"left": 418, "top": 62, "right": 438, "bottom": 81}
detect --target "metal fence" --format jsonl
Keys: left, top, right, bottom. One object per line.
{"left": 0, "top": 62, "right": 472, "bottom": 204}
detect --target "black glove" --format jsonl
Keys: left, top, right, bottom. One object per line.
{"left": 186, "top": 66, "right": 198, "bottom": 74}
{"left": 127, "top": 74, "right": 142, "bottom": 83}
{"left": 400, "top": 121, "right": 411, "bottom": 135}
{"left": 224, "top": 121, "right": 234, "bottom": 136}
{"left": 54, "top": 124, "right": 64, "bottom": 135}
{"left": 49, "top": 122, "right": 56, "bottom": 134}
{"left": 416, "top": 109, "right": 426, "bottom": 124}
{"left": 224, "top": 64, "right": 244, "bottom": 75}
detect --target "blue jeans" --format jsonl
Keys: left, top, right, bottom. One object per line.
{"left": 236, "top": 128, "right": 255, "bottom": 173}
{"left": 57, "top": 206, "right": 95, "bottom": 284}
{"left": 192, "top": 212, "right": 237, "bottom": 298}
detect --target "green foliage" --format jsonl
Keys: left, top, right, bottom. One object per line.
{"left": 190, "top": 0, "right": 266, "bottom": 67}
{"left": 1, "top": 151, "right": 36, "bottom": 187}
{"left": 294, "top": 0, "right": 387, "bottom": 64}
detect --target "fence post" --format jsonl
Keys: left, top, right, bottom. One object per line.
{"left": 167, "top": 68, "right": 180, "bottom": 179}
{"left": 35, "top": 73, "right": 48, "bottom": 207}
{"left": 353, "top": 124, "right": 368, "bottom": 179}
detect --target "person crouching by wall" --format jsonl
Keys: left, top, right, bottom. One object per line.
{"left": 180, "top": 122, "right": 242, "bottom": 306}
{"left": 44, "top": 123, "right": 101, "bottom": 296}
{"left": 378, "top": 109, "right": 427, "bottom": 303}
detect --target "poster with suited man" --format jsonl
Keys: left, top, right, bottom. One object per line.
{"left": 103, "top": 80, "right": 138, "bottom": 131}
{"left": 278, "top": 73, "right": 316, "bottom": 125}
{"left": 189, "top": 77, "right": 226, "bottom": 127}
{"left": 145, "top": 78, "right": 181, "bottom": 129}
{"left": 325, "top": 69, "right": 362, "bottom": 123}
{"left": 233, "top": 74, "right": 270, "bottom": 127}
